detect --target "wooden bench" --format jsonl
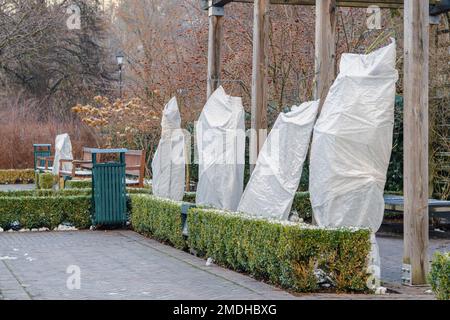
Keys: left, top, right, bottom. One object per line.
{"left": 34, "top": 144, "right": 53, "bottom": 172}
{"left": 125, "top": 150, "right": 146, "bottom": 188}
{"left": 59, "top": 147, "right": 99, "bottom": 179}
{"left": 384, "top": 194, "right": 450, "bottom": 219}
{"left": 59, "top": 148, "right": 145, "bottom": 188}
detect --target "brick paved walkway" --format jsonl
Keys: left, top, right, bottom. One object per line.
{"left": 0, "top": 231, "right": 294, "bottom": 300}
{"left": 0, "top": 230, "right": 446, "bottom": 300}
{"left": 0, "top": 184, "right": 35, "bottom": 192}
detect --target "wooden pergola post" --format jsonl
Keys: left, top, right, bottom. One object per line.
{"left": 207, "top": 2, "right": 224, "bottom": 99}
{"left": 314, "top": 0, "right": 336, "bottom": 111}
{"left": 250, "top": 0, "right": 270, "bottom": 170}
{"left": 403, "top": 0, "right": 430, "bottom": 285}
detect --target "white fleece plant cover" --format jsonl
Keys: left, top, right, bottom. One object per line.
{"left": 310, "top": 40, "right": 399, "bottom": 232}
{"left": 52, "top": 133, "right": 73, "bottom": 175}
{"left": 151, "top": 97, "right": 186, "bottom": 201}
{"left": 196, "top": 86, "right": 245, "bottom": 211}
{"left": 238, "top": 101, "right": 319, "bottom": 220}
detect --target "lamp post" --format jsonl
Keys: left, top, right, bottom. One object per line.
{"left": 116, "top": 53, "right": 124, "bottom": 98}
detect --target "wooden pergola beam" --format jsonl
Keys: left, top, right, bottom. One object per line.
{"left": 206, "top": 4, "right": 224, "bottom": 99}
{"left": 314, "top": 0, "right": 336, "bottom": 113}
{"left": 403, "top": 0, "right": 429, "bottom": 286}
{"left": 212, "top": 0, "right": 439, "bottom": 9}
{"left": 250, "top": 0, "right": 269, "bottom": 170}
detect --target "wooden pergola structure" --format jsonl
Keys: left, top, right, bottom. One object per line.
{"left": 202, "top": 0, "right": 449, "bottom": 286}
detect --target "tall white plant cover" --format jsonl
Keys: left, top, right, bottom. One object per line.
{"left": 196, "top": 86, "right": 245, "bottom": 211}
{"left": 238, "top": 101, "right": 319, "bottom": 220}
{"left": 52, "top": 133, "right": 73, "bottom": 176}
{"left": 152, "top": 97, "right": 186, "bottom": 201}
{"left": 310, "top": 40, "right": 399, "bottom": 232}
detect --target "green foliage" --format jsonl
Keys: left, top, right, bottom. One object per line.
{"left": 37, "top": 173, "right": 56, "bottom": 189}
{"left": 385, "top": 96, "right": 404, "bottom": 192}
{"left": 183, "top": 191, "right": 312, "bottom": 220}
{"left": 428, "top": 252, "right": 450, "bottom": 300}
{"left": 65, "top": 179, "right": 92, "bottom": 189}
{"left": 0, "top": 195, "right": 91, "bottom": 230}
{"left": 292, "top": 192, "right": 312, "bottom": 220}
{"left": 0, "top": 188, "right": 149, "bottom": 198}
{"left": 187, "top": 208, "right": 371, "bottom": 293}
{"left": 0, "top": 188, "right": 152, "bottom": 230}
{"left": 130, "top": 195, "right": 371, "bottom": 293}
{"left": 0, "top": 189, "right": 91, "bottom": 198}
{"left": 127, "top": 188, "right": 152, "bottom": 195}
{"left": 130, "top": 194, "right": 186, "bottom": 250}
{"left": 183, "top": 192, "right": 196, "bottom": 203}
{"left": 0, "top": 169, "right": 35, "bottom": 185}
{"left": 65, "top": 179, "right": 151, "bottom": 193}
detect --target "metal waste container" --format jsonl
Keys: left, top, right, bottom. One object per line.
{"left": 91, "top": 148, "right": 128, "bottom": 226}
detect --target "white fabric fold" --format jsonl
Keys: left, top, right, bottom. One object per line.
{"left": 310, "top": 40, "right": 399, "bottom": 231}
{"left": 152, "top": 97, "right": 186, "bottom": 201}
{"left": 52, "top": 133, "right": 73, "bottom": 176}
{"left": 238, "top": 101, "right": 319, "bottom": 220}
{"left": 196, "top": 86, "right": 245, "bottom": 211}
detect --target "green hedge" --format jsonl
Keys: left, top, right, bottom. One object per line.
{"left": 130, "top": 194, "right": 186, "bottom": 249}
{"left": 65, "top": 179, "right": 92, "bottom": 189}
{"left": 0, "top": 195, "right": 91, "bottom": 230}
{"left": 183, "top": 192, "right": 196, "bottom": 203}
{"left": 130, "top": 195, "right": 371, "bottom": 293}
{"left": 183, "top": 191, "right": 312, "bottom": 220}
{"left": 65, "top": 179, "right": 151, "bottom": 193}
{"left": 429, "top": 252, "right": 450, "bottom": 300}
{"left": 188, "top": 208, "right": 371, "bottom": 293}
{"left": 0, "top": 188, "right": 149, "bottom": 198}
{"left": 37, "top": 172, "right": 56, "bottom": 189}
{"left": 0, "top": 189, "right": 91, "bottom": 198}
{"left": 292, "top": 192, "right": 312, "bottom": 220}
{"left": 0, "top": 169, "right": 35, "bottom": 184}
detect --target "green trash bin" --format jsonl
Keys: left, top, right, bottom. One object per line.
{"left": 91, "top": 148, "right": 128, "bottom": 226}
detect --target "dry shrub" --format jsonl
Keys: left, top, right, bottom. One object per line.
{"left": 0, "top": 97, "right": 97, "bottom": 169}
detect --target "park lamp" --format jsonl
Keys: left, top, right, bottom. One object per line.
{"left": 116, "top": 53, "right": 124, "bottom": 68}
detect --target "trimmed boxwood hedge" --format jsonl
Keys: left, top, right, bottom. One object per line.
{"left": 37, "top": 172, "right": 56, "bottom": 189}
{"left": 65, "top": 179, "right": 92, "bottom": 189}
{"left": 183, "top": 191, "right": 312, "bottom": 220}
{"left": 0, "top": 189, "right": 92, "bottom": 198}
{"left": 130, "top": 194, "right": 186, "bottom": 249}
{"left": 0, "top": 188, "right": 152, "bottom": 231}
{"left": 292, "top": 192, "right": 312, "bottom": 220}
{"left": 429, "top": 252, "right": 450, "bottom": 300}
{"left": 187, "top": 208, "right": 371, "bottom": 293}
{"left": 130, "top": 194, "right": 371, "bottom": 293}
{"left": 0, "top": 188, "right": 150, "bottom": 198}
{"left": 0, "top": 195, "right": 91, "bottom": 230}
{"left": 0, "top": 169, "right": 35, "bottom": 184}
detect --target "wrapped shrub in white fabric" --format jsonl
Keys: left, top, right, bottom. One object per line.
{"left": 310, "top": 40, "right": 399, "bottom": 231}
{"left": 196, "top": 86, "right": 245, "bottom": 211}
{"left": 52, "top": 133, "right": 73, "bottom": 176}
{"left": 152, "top": 97, "right": 186, "bottom": 201}
{"left": 238, "top": 101, "right": 319, "bottom": 220}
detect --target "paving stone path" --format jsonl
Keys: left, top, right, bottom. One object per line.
{"left": 0, "top": 230, "right": 448, "bottom": 300}
{"left": 0, "top": 185, "right": 448, "bottom": 300}
{"left": 0, "top": 184, "right": 35, "bottom": 192}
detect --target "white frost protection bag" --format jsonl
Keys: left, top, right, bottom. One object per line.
{"left": 238, "top": 101, "right": 319, "bottom": 220}
{"left": 310, "top": 40, "right": 399, "bottom": 231}
{"left": 152, "top": 97, "right": 186, "bottom": 201}
{"left": 196, "top": 86, "right": 245, "bottom": 211}
{"left": 52, "top": 133, "right": 73, "bottom": 175}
